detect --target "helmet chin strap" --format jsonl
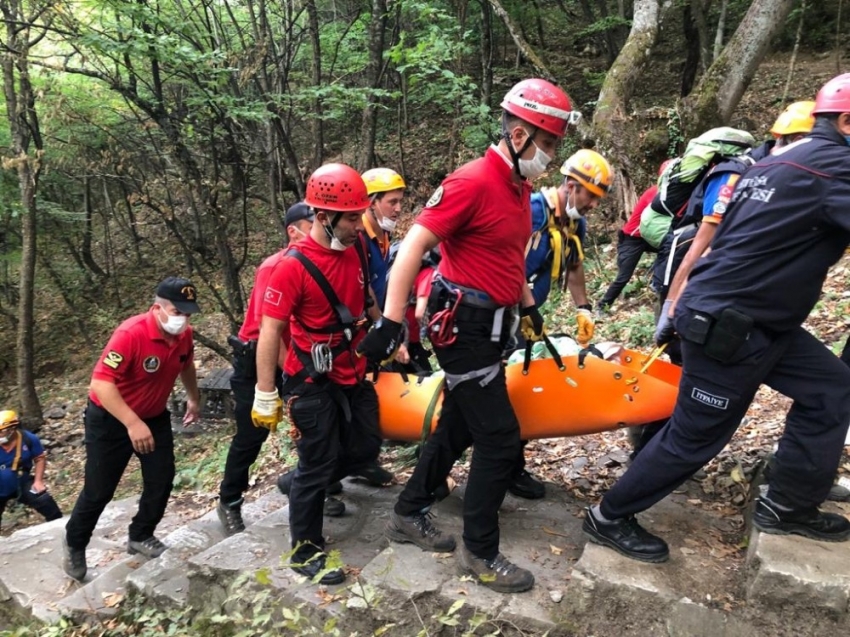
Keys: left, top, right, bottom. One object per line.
{"left": 502, "top": 113, "right": 536, "bottom": 180}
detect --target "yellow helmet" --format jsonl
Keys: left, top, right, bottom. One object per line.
{"left": 0, "top": 410, "right": 20, "bottom": 431}
{"left": 770, "top": 100, "right": 815, "bottom": 137}
{"left": 361, "top": 168, "right": 406, "bottom": 196}
{"left": 560, "top": 149, "right": 613, "bottom": 198}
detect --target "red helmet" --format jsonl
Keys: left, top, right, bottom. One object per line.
{"left": 304, "top": 163, "right": 371, "bottom": 212}
{"left": 658, "top": 159, "right": 674, "bottom": 176}
{"left": 500, "top": 79, "right": 580, "bottom": 138}
{"left": 813, "top": 74, "right": 850, "bottom": 115}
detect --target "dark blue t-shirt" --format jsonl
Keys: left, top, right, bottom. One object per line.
{"left": 0, "top": 431, "right": 44, "bottom": 498}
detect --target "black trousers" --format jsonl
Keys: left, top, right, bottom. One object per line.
{"left": 396, "top": 313, "right": 521, "bottom": 561}
{"left": 598, "top": 232, "right": 657, "bottom": 307}
{"left": 218, "top": 351, "right": 282, "bottom": 505}
{"left": 65, "top": 403, "right": 175, "bottom": 549}
{"left": 601, "top": 313, "right": 850, "bottom": 519}
{"left": 288, "top": 380, "right": 381, "bottom": 560}
{"left": 0, "top": 473, "right": 62, "bottom": 527}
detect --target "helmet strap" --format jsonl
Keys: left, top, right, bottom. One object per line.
{"left": 502, "top": 113, "right": 536, "bottom": 180}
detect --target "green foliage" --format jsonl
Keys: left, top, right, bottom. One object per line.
{"left": 576, "top": 15, "right": 631, "bottom": 39}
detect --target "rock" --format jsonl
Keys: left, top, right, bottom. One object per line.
{"left": 549, "top": 589, "right": 563, "bottom": 603}
{"left": 45, "top": 407, "right": 66, "bottom": 420}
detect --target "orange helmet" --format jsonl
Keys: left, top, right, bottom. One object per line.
{"left": 304, "top": 163, "right": 371, "bottom": 212}
{"left": 500, "top": 79, "right": 580, "bottom": 138}
{"left": 560, "top": 149, "right": 613, "bottom": 198}
{"left": 770, "top": 101, "right": 815, "bottom": 137}
{"left": 0, "top": 410, "right": 20, "bottom": 432}
{"left": 361, "top": 168, "right": 406, "bottom": 196}
{"left": 813, "top": 74, "right": 850, "bottom": 115}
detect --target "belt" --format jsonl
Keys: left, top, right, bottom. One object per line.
{"left": 438, "top": 276, "right": 500, "bottom": 310}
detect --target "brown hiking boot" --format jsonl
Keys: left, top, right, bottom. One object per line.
{"left": 457, "top": 543, "right": 534, "bottom": 593}
{"left": 386, "top": 510, "right": 456, "bottom": 552}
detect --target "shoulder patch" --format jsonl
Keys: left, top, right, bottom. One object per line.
{"left": 143, "top": 356, "right": 161, "bottom": 373}
{"left": 103, "top": 351, "right": 124, "bottom": 370}
{"left": 425, "top": 186, "right": 444, "bottom": 208}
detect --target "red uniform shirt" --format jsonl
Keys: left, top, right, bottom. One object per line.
{"left": 260, "top": 235, "right": 366, "bottom": 385}
{"left": 417, "top": 147, "right": 532, "bottom": 306}
{"left": 622, "top": 185, "right": 658, "bottom": 237}
{"left": 406, "top": 266, "right": 435, "bottom": 345}
{"left": 90, "top": 311, "right": 194, "bottom": 419}
{"left": 239, "top": 249, "right": 290, "bottom": 343}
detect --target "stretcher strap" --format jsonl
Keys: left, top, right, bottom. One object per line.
{"left": 639, "top": 343, "right": 668, "bottom": 374}
{"left": 420, "top": 377, "right": 446, "bottom": 444}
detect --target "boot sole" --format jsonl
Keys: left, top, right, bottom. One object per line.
{"left": 127, "top": 545, "right": 167, "bottom": 558}
{"left": 385, "top": 524, "right": 456, "bottom": 552}
{"left": 582, "top": 526, "right": 669, "bottom": 563}
{"left": 753, "top": 519, "right": 850, "bottom": 542}
{"left": 456, "top": 563, "right": 534, "bottom": 593}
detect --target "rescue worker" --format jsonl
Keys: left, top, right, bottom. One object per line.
{"left": 250, "top": 163, "right": 384, "bottom": 585}
{"left": 583, "top": 74, "right": 850, "bottom": 563}
{"left": 64, "top": 277, "right": 201, "bottom": 581}
{"left": 0, "top": 410, "right": 62, "bottom": 530}
{"left": 359, "top": 78, "right": 581, "bottom": 593}
{"left": 361, "top": 167, "right": 406, "bottom": 309}
{"left": 596, "top": 159, "right": 672, "bottom": 314}
{"left": 513, "top": 149, "right": 613, "bottom": 499}
{"left": 216, "top": 202, "right": 319, "bottom": 536}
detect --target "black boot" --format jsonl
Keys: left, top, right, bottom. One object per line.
{"left": 582, "top": 506, "right": 669, "bottom": 563}
{"left": 753, "top": 496, "right": 850, "bottom": 541}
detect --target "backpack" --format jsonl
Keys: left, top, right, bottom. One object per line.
{"left": 639, "top": 127, "right": 755, "bottom": 248}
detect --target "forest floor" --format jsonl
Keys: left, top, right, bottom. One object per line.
{"left": 2, "top": 51, "right": 850, "bottom": 616}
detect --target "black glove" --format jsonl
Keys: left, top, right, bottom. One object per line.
{"left": 520, "top": 304, "right": 545, "bottom": 342}
{"left": 357, "top": 317, "right": 404, "bottom": 364}
{"left": 654, "top": 300, "right": 676, "bottom": 346}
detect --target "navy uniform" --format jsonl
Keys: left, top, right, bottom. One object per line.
{"left": 584, "top": 113, "right": 850, "bottom": 562}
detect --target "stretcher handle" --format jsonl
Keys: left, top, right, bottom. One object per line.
{"left": 522, "top": 340, "right": 533, "bottom": 375}
{"left": 521, "top": 333, "right": 566, "bottom": 375}
{"left": 639, "top": 343, "right": 667, "bottom": 374}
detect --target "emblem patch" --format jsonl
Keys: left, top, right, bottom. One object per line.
{"left": 264, "top": 287, "right": 282, "bottom": 306}
{"left": 103, "top": 351, "right": 124, "bottom": 370}
{"left": 426, "top": 185, "right": 444, "bottom": 208}
{"left": 691, "top": 387, "right": 729, "bottom": 410}
{"left": 143, "top": 356, "right": 161, "bottom": 373}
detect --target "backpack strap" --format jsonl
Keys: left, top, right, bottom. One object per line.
{"left": 11, "top": 430, "right": 23, "bottom": 473}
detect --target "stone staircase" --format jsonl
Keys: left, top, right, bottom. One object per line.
{"left": 1, "top": 481, "right": 850, "bottom": 635}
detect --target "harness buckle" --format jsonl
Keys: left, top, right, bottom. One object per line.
{"left": 311, "top": 343, "right": 334, "bottom": 374}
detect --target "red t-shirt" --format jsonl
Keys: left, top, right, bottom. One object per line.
{"left": 238, "top": 249, "right": 292, "bottom": 346}
{"left": 406, "top": 266, "right": 435, "bottom": 345}
{"left": 416, "top": 147, "right": 532, "bottom": 306}
{"left": 90, "top": 311, "right": 194, "bottom": 419}
{"left": 622, "top": 185, "right": 658, "bottom": 237}
{"left": 260, "top": 236, "right": 366, "bottom": 385}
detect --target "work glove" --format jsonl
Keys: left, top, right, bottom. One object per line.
{"left": 520, "top": 304, "right": 546, "bottom": 342}
{"left": 356, "top": 317, "right": 404, "bottom": 364}
{"left": 251, "top": 386, "right": 283, "bottom": 432}
{"left": 654, "top": 299, "right": 676, "bottom": 346}
{"left": 576, "top": 305, "right": 595, "bottom": 347}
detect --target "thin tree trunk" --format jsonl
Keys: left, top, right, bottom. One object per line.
{"left": 712, "top": 0, "right": 729, "bottom": 61}
{"left": 305, "top": 0, "right": 324, "bottom": 166}
{"left": 82, "top": 176, "right": 106, "bottom": 278}
{"left": 487, "top": 0, "right": 552, "bottom": 80}
{"left": 358, "top": 0, "right": 388, "bottom": 170}
{"left": 478, "top": 0, "right": 493, "bottom": 108}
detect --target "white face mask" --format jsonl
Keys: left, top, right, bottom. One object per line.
{"left": 517, "top": 141, "right": 552, "bottom": 180}
{"left": 565, "top": 188, "right": 582, "bottom": 221}
{"left": 0, "top": 432, "right": 13, "bottom": 445}
{"left": 378, "top": 216, "right": 397, "bottom": 232}
{"left": 323, "top": 222, "right": 347, "bottom": 251}
{"left": 159, "top": 311, "right": 189, "bottom": 335}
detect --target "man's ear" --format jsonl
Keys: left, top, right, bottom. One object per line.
{"left": 508, "top": 124, "right": 530, "bottom": 146}
{"left": 837, "top": 113, "right": 850, "bottom": 136}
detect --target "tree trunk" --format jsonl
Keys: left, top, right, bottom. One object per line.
{"left": 592, "top": 0, "right": 673, "bottom": 220}
{"left": 358, "top": 0, "right": 388, "bottom": 170}
{"left": 478, "top": 0, "right": 493, "bottom": 108}
{"left": 305, "top": 0, "right": 324, "bottom": 167}
{"left": 1, "top": 0, "right": 45, "bottom": 430}
{"left": 487, "top": 0, "right": 552, "bottom": 80}
{"left": 681, "top": 0, "right": 796, "bottom": 135}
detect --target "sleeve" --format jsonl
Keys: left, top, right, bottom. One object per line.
{"left": 91, "top": 326, "right": 137, "bottom": 383}
{"left": 416, "top": 175, "right": 483, "bottom": 240}
{"left": 630, "top": 186, "right": 657, "bottom": 223}
{"left": 702, "top": 173, "right": 739, "bottom": 225}
{"left": 822, "top": 170, "right": 850, "bottom": 234}
{"left": 259, "top": 256, "right": 303, "bottom": 322}
{"left": 24, "top": 431, "right": 45, "bottom": 458}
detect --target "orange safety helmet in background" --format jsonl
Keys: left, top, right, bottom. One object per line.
{"left": 812, "top": 74, "right": 850, "bottom": 114}
{"left": 304, "top": 163, "right": 371, "bottom": 212}
{"left": 500, "top": 79, "right": 581, "bottom": 138}
{"left": 0, "top": 410, "right": 20, "bottom": 431}
{"left": 361, "top": 168, "right": 406, "bottom": 196}
{"left": 560, "top": 149, "right": 614, "bottom": 198}
{"left": 770, "top": 101, "right": 815, "bottom": 137}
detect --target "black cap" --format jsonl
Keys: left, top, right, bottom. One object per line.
{"left": 285, "top": 202, "right": 315, "bottom": 228}
{"left": 156, "top": 277, "right": 200, "bottom": 314}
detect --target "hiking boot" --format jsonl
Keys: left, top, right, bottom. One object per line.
{"left": 62, "top": 538, "right": 87, "bottom": 581}
{"left": 457, "top": 543, "right": 534, "bottom": 593}
{"left": 753, "top": 496, "right": 850, "bottom": 542}
{"left": 127, "top": 536, "right": 168, "bottom": 558}
{"left": 353, "top": 463, "right": 393, "bottom": 486}
{"left": 217, "top": 499, "right": 246, "bottom": 536}
{"left": 507, "top": 470, "right": 545, "bottom": 500}
{"left": 827, "top": 481, "right": 850, "bottom": 502}
{"left": 582, "top": 506, "right": 669, "bottom": 563}
{"left": 290, "top": 551, "right": 345, "bottom": 586}
{"left": 277, "top": 471, "right": 345, "bottom": 517}
{"left": 386, "top": 510, "right": 456, "bottom": 552}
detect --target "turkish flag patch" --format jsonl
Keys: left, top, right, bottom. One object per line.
{"left": 264, "top": 287, "right": 282, "bottom": 306}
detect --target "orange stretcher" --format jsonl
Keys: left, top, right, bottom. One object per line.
{"left": 374, "top": 347, "right": 681, "bottom": 442}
